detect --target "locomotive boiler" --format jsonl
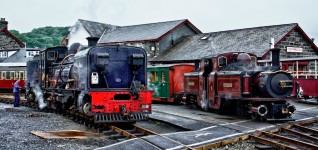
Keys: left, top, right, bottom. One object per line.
{"left": 26, "top": 43, "right": 152, "bottom": 123}
{"left": 182, "top": 48, "right": 298, "bottom": 121}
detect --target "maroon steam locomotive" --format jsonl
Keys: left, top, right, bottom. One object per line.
{"left": 182, "top": 48, "right": 299, "bottom": 121}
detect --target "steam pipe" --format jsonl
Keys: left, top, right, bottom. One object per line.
{"left": 50, "top": 54, "right": 75, "bottom": 102}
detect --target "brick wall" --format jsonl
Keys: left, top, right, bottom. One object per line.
{"left": 0, "top": 32, "right": 22, "bottom": 49}
{"left": 265, "top": 29, "right": 317, "bottom": 59}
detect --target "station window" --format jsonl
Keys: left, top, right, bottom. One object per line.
{"left": 218, "top": 56, "right": 227, "bottom": 67}
{"left": 2, "top": 51, "right": 7, "bottom": 57}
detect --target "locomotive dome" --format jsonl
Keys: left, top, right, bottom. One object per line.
{"left": 237, "top": 53, "right": 251, "bottom": 65}
{"left": 68, "top": 42, "right": 84, "bottom": 54}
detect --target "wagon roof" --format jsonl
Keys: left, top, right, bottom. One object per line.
{"left": 150, "top": 23, "right": 306, "bottom": 63}
{"left": 147, "top": 63, "right": 194, "bottom": 68}
{"left": 98, "top": 19, "right": 202, "bottom": 44}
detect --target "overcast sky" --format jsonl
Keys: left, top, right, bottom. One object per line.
{"left": 2, "top": 0, "right": 318, "bottom": 44}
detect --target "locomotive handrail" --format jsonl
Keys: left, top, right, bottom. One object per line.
{"left": 50, "top": 54, "right": 75, "bottom": 102}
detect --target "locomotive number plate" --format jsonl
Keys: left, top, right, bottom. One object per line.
{"left": 223, "top": 83, "right": 232, "bottom": 88}
{"left": 188, "top": 82, "right": 195, "bottom": 86}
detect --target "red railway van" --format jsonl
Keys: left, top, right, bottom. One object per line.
{"left": 0, "top": 71, "right": 26, "bottom": 92}
{"left": 147, "top": 64, "right": 195, "bottom": 103}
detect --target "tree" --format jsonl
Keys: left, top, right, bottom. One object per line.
{"left": 9, "top": 26, "right": 69, "bottom": 48}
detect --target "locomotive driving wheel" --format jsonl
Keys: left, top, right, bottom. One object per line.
{"left": 27, "top": 92, "right": 35, "bottom": 102}
{"left": 82, "top": 102, "right": 93, "bottom": 116}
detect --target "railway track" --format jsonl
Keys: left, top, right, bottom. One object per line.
{"left": 193, "top": 119, "right": 318, "bottom": 150}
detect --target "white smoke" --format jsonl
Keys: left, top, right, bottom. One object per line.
{"left": 200, "top": 90, "right": 209, "bottom": 110}
{"left": 32, "top": 84, "right": 47, "bottom": 109}
{"left": 77, "top": 90, "right": 85, "bottom": 108}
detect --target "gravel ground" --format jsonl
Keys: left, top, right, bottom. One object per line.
{"left": 213, "top": 140, "right": 258, "bottom": 150}
{"left": 0, "top": 102, "right": 116, "bottom": 150}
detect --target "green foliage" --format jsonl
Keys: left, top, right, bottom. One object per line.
{"left": 10, "top": 26, "right": 69, "bottom": 48}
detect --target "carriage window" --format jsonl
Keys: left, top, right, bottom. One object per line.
{"left": 19, "top": 72, "right": 24, "bottom": 79}
{"left": 15, "top": 72, "right": 19, "bottom": 79}
{"left": 218, "top": 56, "right": 227, "bottom": 67}
{"left": 10, "top": 71, "right": 15, "bottom": 80}
{"left": 162, "top": 72, "right": 166, "bottom": 83}
{"left": 5, "top": 72, "right": 10, "bottom": 79}
{"left": 150, "top": 72, "right": 158, "bottom": 82}
{"left": 47, "top": 51, "right": 56, "bottom": 61}
{"left": 1, "top": 72, "right": 5, "bottom": 79}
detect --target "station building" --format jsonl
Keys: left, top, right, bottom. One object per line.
{"left": 150, "top": 23, "right": 318, "bottom": 78}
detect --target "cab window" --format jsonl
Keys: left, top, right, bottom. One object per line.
{"left": 47, "top": 51, "right": 56, "bottom": 61}
{"left": 218, "top": 56, "right": 227, "bottom": 67}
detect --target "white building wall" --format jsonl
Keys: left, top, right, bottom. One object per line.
{"left": 67, "top": 22, "right": 90, "bottom": 47}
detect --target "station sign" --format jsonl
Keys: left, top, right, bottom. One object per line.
{"left": 286, "top": 47, "right": 303, "bottom": 53}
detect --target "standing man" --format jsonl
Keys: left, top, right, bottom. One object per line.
{"left": 13, "top": 80, "right": 21, "bottom": 107}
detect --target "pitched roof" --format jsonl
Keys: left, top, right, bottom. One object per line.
{"left": 0, "top": 28, "right": 25, "bottom": 48}
{"left": 0, "top": 48, "right": 41, "bottom": 64}
{"left": 98, "top": 19, "right": 202, "bottom": 44}
{"left": 150, "top": 23, "right": 308, "bottom": 63}
{"left": 78, "top": 19, "right": 118, "bottom": 38}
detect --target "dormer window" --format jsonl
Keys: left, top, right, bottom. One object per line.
{"left": 27, "top": 51, "right": 39, "bottom": 57}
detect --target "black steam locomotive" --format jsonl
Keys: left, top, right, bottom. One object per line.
{"left": 26, "top": 41, "right": 152, "bottom": 123}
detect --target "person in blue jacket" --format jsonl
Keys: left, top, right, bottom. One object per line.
{"left": 13, "top": 80, "right": 21, "bottom": 107}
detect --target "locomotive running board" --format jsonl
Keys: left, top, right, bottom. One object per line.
{"left": 94, "top": 113, "right": 149, "bottom": 123}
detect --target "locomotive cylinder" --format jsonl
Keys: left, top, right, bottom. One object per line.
{"left": 251, "top": 105, "right": 268, "bottom": 116}
{"left": 242, "top": 73, "right": 251, "bottom": 95}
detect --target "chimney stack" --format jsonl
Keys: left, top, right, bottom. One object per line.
{"left": 0, "top": 18, "right": 8, "bottom": 29}
{"left": 86, "top": 37, "right": 99, "bottom": 47}
{"left": 271, "top": 48, "right": 281, "bottom": 68}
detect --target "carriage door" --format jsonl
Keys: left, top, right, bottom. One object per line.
{"left": 160, "top": 69, "right": 170, "bottom": 98}
{"left": 148, "top": 69, "right": 169, "bottom": 98}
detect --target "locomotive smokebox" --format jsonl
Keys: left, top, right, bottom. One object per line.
{"left": 86, "top": 37, "right": 100, "bottom": 47}
{"left": 271, "top": 48, "right": 281, "bottom": 68}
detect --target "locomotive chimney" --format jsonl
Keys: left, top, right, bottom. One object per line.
{"left": 271, "top": 48, "right": 281, "bottom": 68}
{"left": 86, "top": 37, "right": 99, "bottom": 47}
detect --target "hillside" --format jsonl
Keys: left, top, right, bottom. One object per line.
{"left": 10, "top": 26, "right": 69, "bottom": 48}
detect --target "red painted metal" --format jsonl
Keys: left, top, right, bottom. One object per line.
{"left": 217, "top": 76, "right": 241, "bottom": 97}
{"left": 294, "top": 79, "right": 318, "bottom": 97}
{"left": 89, "top": 91, "right": 152, "bottom": 114}
{"left": 243, "top": 73, "right": 251, "bottom": 95}
{"left": 183, "top": 73, "right": 199, "bottom": 95}
{"left": 169, "top": 65, "right": 195, "bottom": 97}
{"left": 0, "top": 79, "right": 25, "bottom": 90}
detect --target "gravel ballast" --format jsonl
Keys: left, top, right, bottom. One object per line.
{"left": 0, "top": 103, "right": 116, "bottom": 150}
